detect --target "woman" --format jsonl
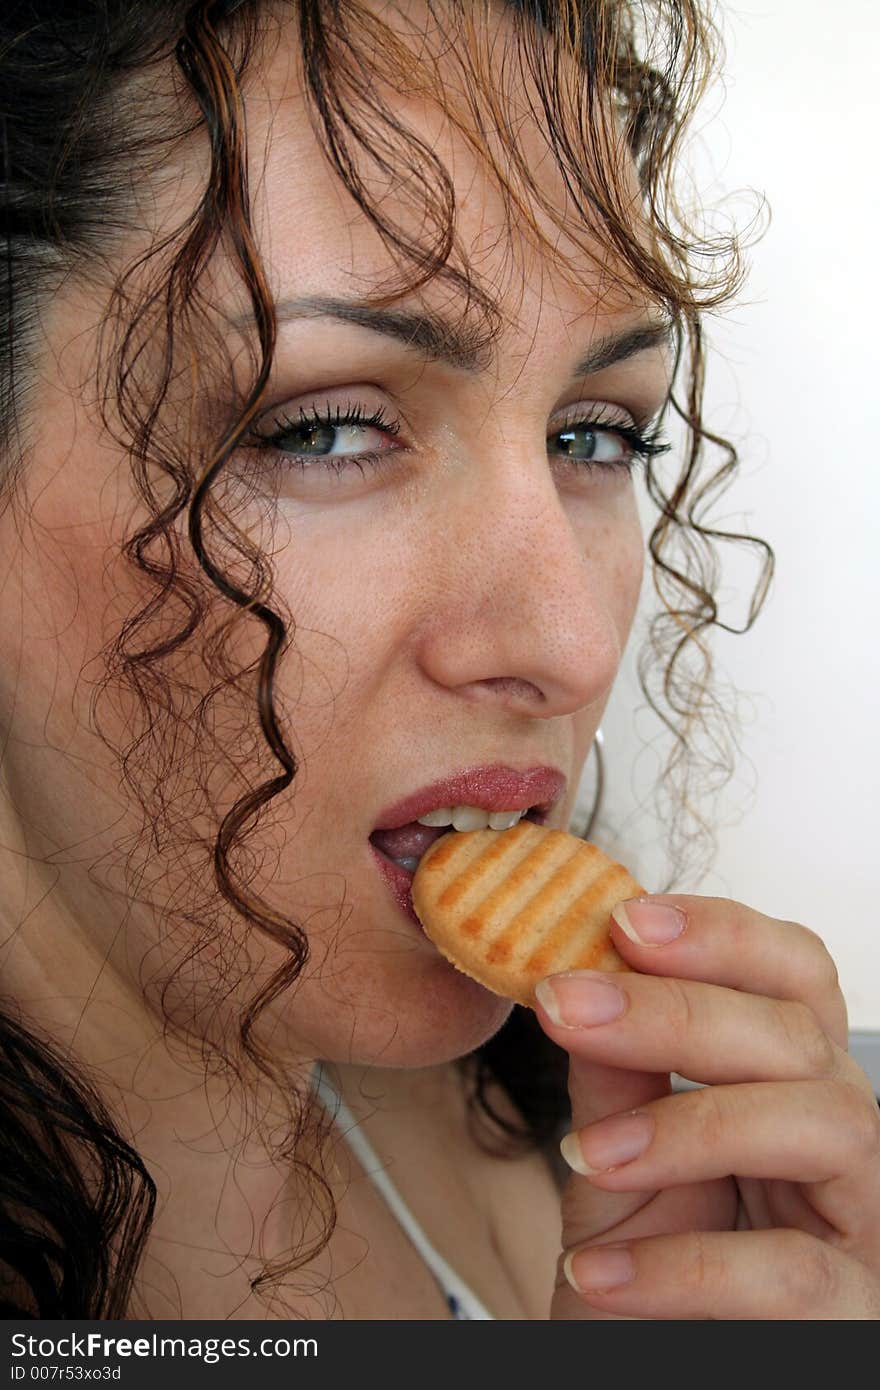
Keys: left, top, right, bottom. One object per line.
{"left": 1, "top": 0, "right": 878, "bottom": 1321}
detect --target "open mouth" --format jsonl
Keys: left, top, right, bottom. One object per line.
{"left": 369, "top": 805, "right": 546, "bottom": 875}
{"left": 366, "top": 764, "right": 566, "bottom": 926}
{"left": 368, "top": 805, "right": 549, "bottom": 925}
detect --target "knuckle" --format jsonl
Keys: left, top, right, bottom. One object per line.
{"left": 837, "top": 1082, "right": 880, "bottom": 1166}
{"left": 689, "top": 1085, "right": 727, "bottom": 1151}
{"left": 775, "top": 1230, "right": 838, "bottom": 1309}
{"left": 779, "top": 999, "right": 836, "bottom": 1076}
{"left": 681, "top": 1230, "right": 726, "bottom": 1298}
{"left": 725, "top": 899, "right": 758, "bottom": 949}
{"left": 660, "top": 975, "right": 696, "bottom": 1038}
{"left": 797, "top": 925, "right": 841, "bottom": 997}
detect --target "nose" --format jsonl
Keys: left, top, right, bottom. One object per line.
{"left": 415, "top": 451, "right": 642, "bottom": 719}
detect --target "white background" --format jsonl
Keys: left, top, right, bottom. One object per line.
{"left": 578, "top": 1, "right": 880, "bottom": 1032}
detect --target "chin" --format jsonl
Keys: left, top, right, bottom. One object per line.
{"left": 371, "top": 963, "right": 517, "bottom": 1069}
{"left": 284, "top": 952, "right": 517, "bottom": 1071}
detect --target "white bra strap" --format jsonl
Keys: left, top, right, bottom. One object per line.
{"left": 313, "top": 1065, "right": 495, "bottom": 1320}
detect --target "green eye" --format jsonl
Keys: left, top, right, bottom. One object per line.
{"left": 292, "top": 422, "right": 335, "bottom": 454}
{"left": 252, "top": 400, "right": 402, "bottom": 476}
{"left": 554, "top": 426, "right": 624, "bottom": 463}
{"left": 278, "top": 421, "right": 379, "bottom": 458}
{"left": 550, "top": 419, "right": 669, "bottom": 472}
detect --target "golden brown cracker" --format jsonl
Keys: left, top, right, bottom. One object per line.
{"left": 411, "top": 821, "right": 641, "bottom": 1007}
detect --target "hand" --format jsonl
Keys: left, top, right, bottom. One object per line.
{"left": 535, "top": 895, "right": 880, "bottom": 1319}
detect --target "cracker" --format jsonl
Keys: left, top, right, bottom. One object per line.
{"left": 410, "top": 820, "right": 641, "bottom": 1007}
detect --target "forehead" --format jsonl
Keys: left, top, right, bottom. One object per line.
{"left": 247, "top": 0, "right": 653, "bottom": 346}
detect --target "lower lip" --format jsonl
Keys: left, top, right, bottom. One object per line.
{"left": 369, "top": 845, "right": 422, "bottom": 926}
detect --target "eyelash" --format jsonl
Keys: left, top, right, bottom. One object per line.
{"left": 251, "top": 401, "right": 400, "bottom": 477}
{"left": 251, "top": 399, "right": 670, "bottom": 478}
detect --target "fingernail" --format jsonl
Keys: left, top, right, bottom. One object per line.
{"left": 563, "top": 1245, "right": 635, "bottom": 1293}
{"left": 559, "top": 1110, "right": 654, "bottom": 1174}
{"left": 535, "top": 972, "right": 626, "bottom": 1028}
{"left": 612, "top": 898, "right": 686, "bottom": 946}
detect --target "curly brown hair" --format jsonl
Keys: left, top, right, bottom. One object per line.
{"left": 0, "top": 0, "right": 772, "bottom": 1316}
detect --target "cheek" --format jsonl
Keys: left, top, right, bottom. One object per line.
{"left": 1, "top": 437, "right": 133, "bottom": 784}
{"left": 271, "top": 510, "right": 412, "bottom": 672}
{"left": 612, "top": 514, "right": 646, "bottom": 630}
{"left": 594, "top": 487, "right": 645, "bottom": 621}
{"left": 567, "top": 501, "right": 645, "bottom": 794}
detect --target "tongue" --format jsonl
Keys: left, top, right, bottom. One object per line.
{"left": 370, "top": 822, "right": 451, "bottom": 862}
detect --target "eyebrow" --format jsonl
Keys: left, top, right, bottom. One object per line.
{"left": 571, "top": 319, "right": 675, "bottom": 379}
{"left": 271, "top": 294, "right": 674, "bottom": 380}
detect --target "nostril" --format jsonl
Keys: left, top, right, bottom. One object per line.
{"left": 476, "top": 676, "right": 545, "bottom": 704}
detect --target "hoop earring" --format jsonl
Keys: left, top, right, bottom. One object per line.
{"left": 580, "top": 727, "right": 605, "bottom": 842}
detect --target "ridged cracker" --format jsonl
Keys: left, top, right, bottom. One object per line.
{"left": 411, "top": 821, "right": 641, "bottom": 1007}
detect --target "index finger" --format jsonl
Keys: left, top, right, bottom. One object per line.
{"left": 608, "top": 895, "right": 849, "bottom": 1049}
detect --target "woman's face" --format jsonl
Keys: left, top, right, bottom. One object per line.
{"left": 0, "top": 4, "right": 671, "bottom": 1075}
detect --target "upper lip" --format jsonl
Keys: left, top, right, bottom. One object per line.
{"left": 371, "top": 764, "right": 567, "bottom": 831}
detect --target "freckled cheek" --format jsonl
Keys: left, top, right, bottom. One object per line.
{"left": 567, "top": 513, "right": 644, "bottom": 794}
{"left": 590, "top": 497, "right": 645, "bottom": 627}
{"left": 268, "top": 531, "right": 414, "bottom": 735}
{"left": 279, "top": 516, "right": 415, "bottom": 631}
{"left": 613, "top": 525, "right": 646, "bottom": 632}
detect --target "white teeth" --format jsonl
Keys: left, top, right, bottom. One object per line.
{"left": 451, "top": 805, "right": 491, "bottom": 831}
{"left": 415, "top": 804, "right": 530, "bottom": 830}
{"left": 416, "top": 807, "right": 455, "bottom": 826}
